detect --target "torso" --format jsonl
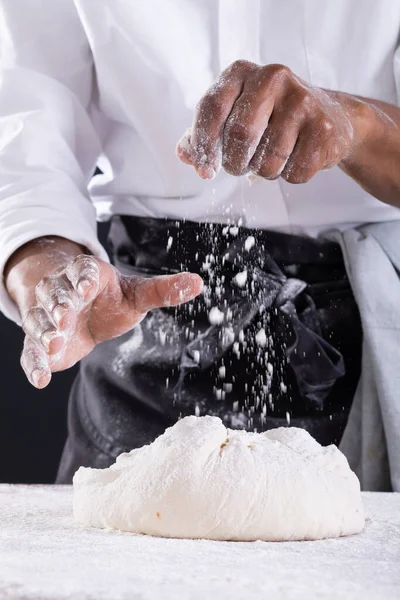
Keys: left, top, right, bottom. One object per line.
{"left": 76, "top": 0, "right": 400, "bottom": 234}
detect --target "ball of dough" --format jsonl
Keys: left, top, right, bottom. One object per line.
{"left": 73, "top": 416, "right": 365, "bottom": 541}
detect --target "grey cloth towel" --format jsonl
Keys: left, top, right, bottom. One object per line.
{"left": 328, "top": 221, "right": 400, "bottom": 492}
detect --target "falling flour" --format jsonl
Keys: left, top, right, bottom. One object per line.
{"left": 208, "top": 306, "right": 225, "bottom": 325}
{"left": 244, "top": 235, "right": 256, "bottom": 252}
{"left": 234, "top": 270, "right": 248, "bottom": 287}
{"left": 255, "top": 328, "right": 267, "bottom": 347}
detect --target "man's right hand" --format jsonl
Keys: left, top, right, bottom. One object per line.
{"left": 5, "top": 237, "right": 203, "bottom": 389}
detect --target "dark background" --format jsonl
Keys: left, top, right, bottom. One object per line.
{"left": 0, "top": 223, "right": 110, "bottom": 483}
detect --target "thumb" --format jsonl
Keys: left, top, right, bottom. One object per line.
{"left": 176, "top": 128, "right": 196, "bottom": 166}
{"left": 125, "top": 272, "right": 203, "bottom": 314}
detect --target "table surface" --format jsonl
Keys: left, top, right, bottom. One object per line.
{"left": 0, "top": 485, "right": 399, "bottom": 600}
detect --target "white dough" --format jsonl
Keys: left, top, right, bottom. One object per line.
{"left": 73, "top": 416, "right": 365, "bottom": 542}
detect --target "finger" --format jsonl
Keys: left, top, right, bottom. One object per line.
{"left": 191, "top": 60, "right": 256, "bottom": 178}
{"left": 221, "top": 81, "right": 276, "bottom": 176}
{"left": 65, "top": 255, "right": 100, "bottom": 302}
{"left": 22, "top": 306, "right": 65, "bottom": 355}
{"left": 176, "top": 128, "right": 196, "bottom": 166}
{"left": 35, "top": 274, "right": 77, "bottom": 331}
{"left": 249, "top": 112, "right": 300, "bottom": 179}
{"left": 21, "top": 336, "right": 52, "bottom": 389}
{"left": 129, "top": 272, "right": 203, "bottom": 314}
{"left": 281, "top": 125, "right": 323, "bottom": 184}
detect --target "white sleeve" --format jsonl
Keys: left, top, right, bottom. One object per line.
{"left": 0, "top": 0, "right": 109, "bottom": 323}
{"left": 395, "top": 42, "right": 400, "bottom": 105}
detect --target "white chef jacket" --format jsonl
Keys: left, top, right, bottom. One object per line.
{"left": 1, "top": 0, "right": 400, "bottom": 322}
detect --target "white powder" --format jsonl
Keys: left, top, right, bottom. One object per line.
{"left": 234, "top": 270, "right": 248, "bottom": 287}
{"left": 112, "top": 326, "right": 144, "bottom": 377}
{"left": 246, "top": 172, "right": 262, "bottom": 185}
{"left": 222, "top": 327, "right": 235, "bottom": 345}
{"left": 229, "top": 226, "right": 239, "bottom": 236}
{"left": 244, "top": 236, "right": 256, "bottom": 252}
{"left": 0, "top": 485, "right": 398, "bottom": 600}
{"left": 208, "top": 307, "right": 224, "bottom": 325}
{"left": 177, "top": 127, "right": 192, "bottom": 153}
{"left": 255, "top": 328, "right": 267, "bottom": 347}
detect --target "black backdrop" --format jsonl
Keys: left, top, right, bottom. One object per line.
{"left": 0, "top": 223, "right": 110, "bottom": 483}
{"left": 0, "top": 317, "right": 75, "bottom": 483}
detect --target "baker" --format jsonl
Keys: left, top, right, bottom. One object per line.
{"left": 1, "top": 1, "right": 400, "bottom": 486}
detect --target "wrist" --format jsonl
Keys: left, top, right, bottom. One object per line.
{"left": 4, "top": 236, "right": 87, "bottom": 317}
{"left": 327, "top": 91, "right": 379, "bottom": 164}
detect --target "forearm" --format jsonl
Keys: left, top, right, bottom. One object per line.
{"left": 4, "top": 236, "right": 86, "bottom": 318}
{"left": 335, "top": 93, "right": 400, "bottom": 207}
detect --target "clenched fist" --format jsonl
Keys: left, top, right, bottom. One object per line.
{"left": 177, "top": 61, "right": 355, "bottom": 183}
{"left": 5, "top": 237, "right": 203, "bottom": 389}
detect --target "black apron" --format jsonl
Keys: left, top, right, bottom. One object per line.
{"left": 56, "top": 216, "right": 362, "bottom": 483}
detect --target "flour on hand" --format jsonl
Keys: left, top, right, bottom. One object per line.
{"left": 73, "top": 416, "right": 365, "bottom": 542}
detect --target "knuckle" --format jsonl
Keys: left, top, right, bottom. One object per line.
{"left": 320, "top": 117, "right": 334, "bottom": 132}
{"left": 223, "top": 122, "right": 258, "bottom": 176}
{"left": 312, "top": 116, "right": 335, "bottom": 141}
{"left": 225, "top": 121, "right": 250, "bottom": 144}
{"left": 35, "top": 276, "right": 51, "bottom": 298}
{"left": 73, "top": 254, "right": 95, "bottom": 268}
{"left": 295, "top": 90, "right": 314, "bottom": 112}
{"left": 250, "top": 138, "right": 290, "bottom": 178}
{"left": 228, "top": 59, "right": 255, "bottom": 74}
{"left": 49, "top": 288, "right": 71, "bottom": 308}
{"left": 72, "top": 254, "right": 99, "bottom": 278}
{"left": 36, "top": 275, "right": 68, "bottom": 307}
{"left": 263, "top": 63, "right": 292, "bottom": 83}
{"left": 24, "top": 306, "right": 39, "bottom": 325}
{"left": 23, "top": 307, "right": 48, "bottom": 338}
